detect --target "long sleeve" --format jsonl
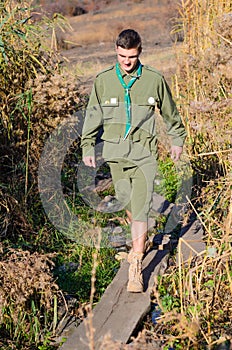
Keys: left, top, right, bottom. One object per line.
{"left": 81, "top": 80, "right": 103, "bottom": 157}
{"left": 157, "top": 77, "right": 186, "bottom": 147}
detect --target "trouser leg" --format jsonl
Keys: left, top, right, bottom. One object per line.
{"left": 109, "top": 160, "right": 157, "bottom": 292}
{"left": 108, "top": 162, "right": 132, "bottom": 213}
{"left": 126, "top": 162, "right": 157, "bottom": 292}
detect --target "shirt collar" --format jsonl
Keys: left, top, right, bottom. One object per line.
{"left": 118, "top": 61, "right": 142, "bottom": 78}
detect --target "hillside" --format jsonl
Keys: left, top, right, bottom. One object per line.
{"left": 56, "top": 0, "right": 181, "bottom": 92}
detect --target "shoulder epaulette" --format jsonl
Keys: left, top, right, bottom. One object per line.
{"left": 143, "top": 65, "right": 163, "bottom": 77}
{"left": 96, "top": 65, "right": 115, "bottom": 77}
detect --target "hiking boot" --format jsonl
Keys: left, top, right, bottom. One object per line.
{"left": 127, "top": 237, "right": 151, "bottom": 264}
{"left": 127, "top": 252, "right": 144, "bottom": 293}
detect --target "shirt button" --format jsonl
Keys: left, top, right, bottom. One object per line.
{"left": 148, "top": 97, "right": 155, "bottom": 104}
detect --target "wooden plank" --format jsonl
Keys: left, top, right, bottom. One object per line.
{"left": 58, "top": 198, "right": 205, "bottom": 350}
{"left": 177, "top": 219, "right": 206, "bottom": 263}
{"left": 59, "top": 248, "right": 169, "bottom": 350}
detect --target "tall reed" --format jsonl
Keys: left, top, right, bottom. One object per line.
{"left": 152, "top": 0, "right": 232, "bottom": 348}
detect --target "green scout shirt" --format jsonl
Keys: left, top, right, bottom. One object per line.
{"left": 81, "top": 63, "right": 186, "bottom": 163}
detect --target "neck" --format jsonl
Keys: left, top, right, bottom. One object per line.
{"left": 118, "top": 61, "right": 141, "bottom": 75}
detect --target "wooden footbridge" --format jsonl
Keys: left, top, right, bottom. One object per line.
{"left": 59, "top": 249, "right": 169, "bottom": 350}
{"left": 58, "top": 196, "right": 206, "bottom": 350}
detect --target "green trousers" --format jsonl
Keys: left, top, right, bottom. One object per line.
{"left": 108, "top": 160, "right": 157, "bottom": 222}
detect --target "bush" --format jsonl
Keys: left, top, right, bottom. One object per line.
{"left": 0, "top": 1, "right": 86, "bottom": 242}
{"left": 0, "top": 246, "right": 58, "bottom": 348}
{"left": 0, "top": 3, "right": 86, "bottom": 347}
{"left": 149, "top": 1, "right": 232, "bottom": 348}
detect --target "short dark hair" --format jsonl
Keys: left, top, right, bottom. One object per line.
{"left": 116, "top": 29, "right": 142, "bottom": 52}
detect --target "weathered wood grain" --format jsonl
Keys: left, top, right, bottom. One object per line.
{"left": 58, "top": 204, "right": 206, "bottom": 350}
{"left": 59, "top": 248, "right": 169, "bottom": 350}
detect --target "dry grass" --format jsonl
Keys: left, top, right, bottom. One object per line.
{"left": 153, "top": 242, "right": 232, "bottom": 347}
{"left": 0, "top": 248, "right": 58, "bottom": 320}
{"left": 145, "top": 0, "right": 232, "bottom": 348}
{"left": 1, "top": 0, "right": 231, "bottom": 348}
{"left": 58, "top": 0, "right": 181, "bottom": 93}
{"left": 171, "top": 1, "right": 232, "bottom": 185}
{"left": 69, "top": 46, "right": 176, "bottom": 91}
{"left": 0, "top": 4, "right": 88, "bottom": 345}
{"left": 0, "top": 246, "right": 59, "bottom": 345}
{"left": 58, "top": 1, "right": 178, "bottom": 48}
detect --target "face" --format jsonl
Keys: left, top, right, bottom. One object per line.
{"left": 116, "top": 46, "right": 141, "bottom": 74}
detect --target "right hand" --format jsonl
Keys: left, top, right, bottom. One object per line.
{"left": 83, "top": 156, "right": 96, "bottom": 168}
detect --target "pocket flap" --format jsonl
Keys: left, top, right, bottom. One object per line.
{"left": 133, "top": 96, "right": 157, "bottom": 106}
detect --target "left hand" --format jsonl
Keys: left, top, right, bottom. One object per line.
{"left": 170, "top": 145, "right": 183, "bottom": 162}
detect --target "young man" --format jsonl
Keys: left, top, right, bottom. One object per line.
{"left": 81, "top": 29, "right": 186, "bottom": 292}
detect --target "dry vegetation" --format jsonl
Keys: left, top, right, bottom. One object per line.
{"left": 146, "top": 1, "right": 232, "bottom": 349}
{"left": 0, "top": 1, "right": 86, "bottom": 348}
{"left": 0, "top": 0, "right": 232, "bottom": 349}
{"left": 0, "top": 248, "right": 58, "bottom": 346}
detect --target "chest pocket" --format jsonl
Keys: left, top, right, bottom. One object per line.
{"left": 101, "top": 96, "right": 120, "bottom": 120}
{"left": 131, "top": 95, "right": 157, "bottom": 129}
{"left": 101, "top": 96, "right": 124, "bottom": 140}
{"left": 133, "top": 95, "right": 156, "bottom": 108}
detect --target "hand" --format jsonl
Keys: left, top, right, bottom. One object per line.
{"left": 170, "top": 145, "right": 183, "bottom": 162}
{"left": 83, "top": 156, "right": 96, "bottom": 168}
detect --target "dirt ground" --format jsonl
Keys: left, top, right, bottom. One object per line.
{"left": 59, "top": 0, "right": 181, "bottom": 93}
